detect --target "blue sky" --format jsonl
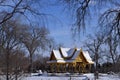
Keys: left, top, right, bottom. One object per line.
{"left": 40, "top": 2, "right": 98, "bottom": 48}
{"left": 40, "top": 3, "right": 75, "bottom": 47}
{"left": 38, "top": 0, "right": 115, "bottom": 49}
{"left": 31, "top": 0, "right": 118, "bottom": 57}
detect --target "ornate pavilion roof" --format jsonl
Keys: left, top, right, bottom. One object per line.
{"left": 47, "top": 47, "right": 94, "bottom": 64}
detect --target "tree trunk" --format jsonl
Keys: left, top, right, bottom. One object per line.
{"left": 110, "top": 46, "right": 115, "bottom": 65}
{"left": 95, "top": 52, "right": 99, "bottom": 79}
{"left": 6, "top": 57, "right": 9, "bottom": 80}
{"left": 15, "top": 63, "right": 18, "bottom": 80}
{"left": 30, "top": 54, "right": 33, "bottom": 74}
{"left": 6, "top": 50, "right": 10, "bottom": 80}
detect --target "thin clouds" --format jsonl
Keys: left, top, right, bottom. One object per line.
{"left": 50, "top": 26, "right": 71, "bottom": 37}
{"left": 89, "top": 0, "right": 96, "bottom": 5}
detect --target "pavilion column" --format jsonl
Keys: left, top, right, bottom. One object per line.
{"left": 68, "top": 64, "right": 70, "bottom": 72}
{"left": 66, "top": 63, "right": 69, "bottom": 72}
{"left": 72, "top": 63, "right": 74, "bottom": 73}
{"left": 62, "top": 64, "right": 64, "bottom": 72}
{"left": 73, "top": 63, "right": 76, "bottom": 73}
{"left": 65, "top": 63, "right": 66, "bottom": 72}
{"left": 54, "top": 63, "right": 56, "bottom": 73}
{"left": 49, "top": 64, "right": 51, "bottom": 72}
{"left": 77, "top": 64, "right": 79, "bottom": 73}
{"left": 51, "top": 64, "right": 53, "bottom": 72}
{"left": 55, "top": 63, "right": 57, "bottom": 73}
{"left": 50, "top": 64, "right": 51, "bottom": 72}
{"left": 76, "top": 63, "right": 79, "bottom": 73}
{"left": 61, "top": 64, "right": 63, "bottom": 72}
{"left": 60, "top": 64, "right": 62, "bottom": 72}
{"left": 59, "top": 64, "right": 61, "bottom": 72}
{"left": 82, "top": 64, "right": 86, "bottom": 73}
{"left": 89, "top": 64, "right": 91, "bottom": 72}
{"left": 81, "top": 64, "right": 84, "bottom": 73}
{"left": 52, "top": 64, "right": 55, "bottom": 72}
{"left": 68, "top": 63, "right": 71, "bottom": 72}
{"left": 69, "top": 64, "right": 71, "bottom": 72}
{"left": 63, "top": 64, "right": 66, "bottom": 72}
{"left": 78, "top": 64, "right": 81, "bottom": 73}
{"left": 81, "top": 63, "right": 84, "bottom": 73}
{"left": 84, "top": 64, "right": 87, "bottom": 73}
{"left": 57, "top": 64, "right": 59, "bottom": 73}
{"left": 52, "top": 64, "right": 54, "bottom": 72}
{"left": 64, "top": 63, "right": 66, "bottom": 72}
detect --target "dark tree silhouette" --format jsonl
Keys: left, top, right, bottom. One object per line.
{"left": 0, "top": 0, "right": 47, "bottom": 25}
{"left": 21, "top": 27, "right": 52, "bottom": 73}
{"left": 60, "top": 0, "right": 120, "bottom": 38}
{"left": 0, "top": 20, "right": 28, "bottom": 80}
{"left": 84, "top": 33, "right": 105, "bottom": 79}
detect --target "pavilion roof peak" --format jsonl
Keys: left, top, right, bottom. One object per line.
{"left": 47, "top": 47, "right": 94, "bottom": 64}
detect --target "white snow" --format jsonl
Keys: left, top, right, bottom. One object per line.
{"left": 47, "top": 49, "right": 75, "bottom": 63}
{"left": 0, "top": 73, "right": 120, "bottom": 80}
{"left": 23, "top": 73, "right": 120, "bottom": 80}
{"left": 82, "top": 51, "right": 94, "bottom": 64}
{"left": 47, "top": 59, "right": 74, "bottom": 63}
{"left": 47, "top": 48, "right": 94, "bottom": 63}
{"left": 53, "top": 50, "right": 63, "bottom": 60}
{"left": 72, "top": 50, "right": 81, "bottom": 60}
{"left": 60, "top": 47, "right": 75, "bottom": 58}
{"left": 25, "top": 75, "right": 89, "bottom": 80}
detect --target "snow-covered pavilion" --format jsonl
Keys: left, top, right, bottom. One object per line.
{"left": 47, "top": 47, "right": 94, "bottom": 73}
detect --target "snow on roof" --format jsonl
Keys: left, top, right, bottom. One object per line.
{"left": 72, "top": 50, "right": 81, "bottom": 59}
{"left": 82, "top": 51, "right": 94, "bottom": 64}
{"left": 75, "top": 48, "right": 81, "bottom": 51}
{"left": 47, "top": 60, "right": 74, "bottom": 63}
{"left": 60, "top": 47, "right": 75, "bottom": 58}
{"left": 47, "top": 47, "right": 94, "bottom": 64}
{"left": 53, "top": 50, "right": 63, "bottom": 60}
{"left": 47, "top": 48, "right": 76, "bottom": 63}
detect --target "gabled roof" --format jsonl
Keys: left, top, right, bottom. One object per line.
{"left": 47, "top": 60, "right": 74, "bottom": 63}
{"left": 72, "top": 50, "right": 81, "bottom": 59}
{"left": 47, "top": 48, "right": 75, "bottom": 63}
{"left": 47, "top": 47, "right": 94, "bottom": 64}
{"left": 82, "top": 51, "right": 94, "bottom": 64}
{"left": 60, "top": 47, "right": 75, "bottom": 58}
{"left": 52, "top": 50, "right": 63, "bottom": 60}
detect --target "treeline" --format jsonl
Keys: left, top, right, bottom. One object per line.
{"left": 0, "top": 19, "right": 54, "bottom": 80}
{"left": 60, "top": 0, "right": 120, "bottom": 75}
{"left": 0, "top": 52, "right": 49, "bottom": 73}
{"left": 91, "top": 62, "right": 120, "bottom": 73}
{"left": 83, "top": 32, "right": 120, "bottom": 75}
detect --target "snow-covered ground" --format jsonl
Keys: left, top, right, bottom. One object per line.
{"left": 83, "top": 73, "right": 120, "bottom": 80}
{"left": 23, "top": 73, "right": 120, "bottom": 80}
{"left": 0, "top": 73, "right": 120, "bottom": 80}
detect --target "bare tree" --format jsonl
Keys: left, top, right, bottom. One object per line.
{"left": 21, "top": 27, "right": 52, "bottom": 73}
{"left": 99, "top": 6, "right": 120, "bottom": 72}
{"left": 105, "top": 34, "right": 119, "bottom": 64}
{"left": 8, "top": 49, "right": 29, "bottom": 80}
{"left": 99, "top": 9, "right": 120, "bottom": 39}
{"left": 84, "top": 33, "right": 105, "bottom": 79}
{"left": 0, "top": 20, "right": 28, "bottom": 80}
{"left": 0, "top": 0, "right": 47, "bottom": 25}
{"left": 32, "top": 54, "right": 49, "bottom": 72}
{"left": 60, "top": 0, "right": 120, "bottom": 37}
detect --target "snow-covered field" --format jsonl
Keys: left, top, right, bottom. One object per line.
{"left": 0, "top": 73, "right": 120, "bottom": 80}
{"left": 23, "top": 73, "right": 120, "bottom": 80}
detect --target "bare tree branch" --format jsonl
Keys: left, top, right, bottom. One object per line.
{"left": 99, "top": 9, "right": 120, "bottom": 38}
{"left": 0, "top": 0, "right": 23, "bottom": 24}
